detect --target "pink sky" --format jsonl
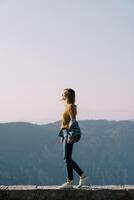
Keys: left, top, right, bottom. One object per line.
{"left": 0, "top": 0, "right": 134, "bottom": 123}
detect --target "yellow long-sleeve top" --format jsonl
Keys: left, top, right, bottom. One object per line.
{"left": 61, "top": 103, "right": 77, "bottom": 129}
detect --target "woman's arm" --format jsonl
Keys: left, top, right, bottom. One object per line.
{"left": 67, "top": 105, "right": 77, "bottom": 143}
{"left": 69, "top": 119, "right": 76, "bottom": 129}
{"left": 68, "top": 104, "right": 76, "bottom": 127}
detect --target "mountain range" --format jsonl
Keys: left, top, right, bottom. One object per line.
{"left": 0, "top": 120, "right": 134, "bottom": 185}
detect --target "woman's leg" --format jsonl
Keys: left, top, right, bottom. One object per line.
{"left": 63, "top": 137, "right": 74, "bottom": 181}
{"left": 62, "top": 129, "right": 84, "bottom": 179}
{"left": 72, "top": 159, "right": 83, "bottom": 176}
{"left": 63, "top": 139, "right": 83, "bottom": 179}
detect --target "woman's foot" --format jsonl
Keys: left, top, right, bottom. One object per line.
{"left": 58, "top": 180, "right": 73, "bottom": 189}
{"left": 76, "top": 174, "right": 88, "bottom": 188}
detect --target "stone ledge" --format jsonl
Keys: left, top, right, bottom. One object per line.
{"left": 0, "top": 185, "right": 134, "bottom": 200}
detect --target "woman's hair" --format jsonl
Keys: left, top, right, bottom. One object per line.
{"left": 64, "top": 88, "right": 76, "bottom": 104}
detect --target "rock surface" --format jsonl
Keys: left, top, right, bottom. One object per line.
{"left": 0, "top": 185, "right": 134, "bottom": 200}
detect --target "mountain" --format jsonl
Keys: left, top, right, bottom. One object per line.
{"left": 128, "top": 119, "right": 134, "bottom": 122}
{"left": 0, "top": 120, "right": 134, "bottom": 185}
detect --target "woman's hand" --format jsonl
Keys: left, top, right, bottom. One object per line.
{"left": 67, "top": 137, "right": 73, "bottom": 144}
{"left": 60, "top": 137, "right": 64, "bottom": 143}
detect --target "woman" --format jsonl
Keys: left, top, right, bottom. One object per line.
{"left": 58, "top": 88, "right": 88, "bottom": 189}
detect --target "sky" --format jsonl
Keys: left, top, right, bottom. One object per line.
{"left": 0, "top": 0, "right": 134, "bottom": 124}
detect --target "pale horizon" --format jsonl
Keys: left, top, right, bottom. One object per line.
{"left": 0, "top": 0, "right": 134, "bottom": 124}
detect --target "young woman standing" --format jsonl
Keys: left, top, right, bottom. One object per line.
{"left": 58, "top": 88, "right": 88, "bottom": 189}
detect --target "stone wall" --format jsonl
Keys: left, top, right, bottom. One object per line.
{"left": 0, "top": 185, "right": 134, "bottom": 200}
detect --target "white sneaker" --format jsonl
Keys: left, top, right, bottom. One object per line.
{"left": 76, "top": 175, "right": 88, "bottom": 188}
{"left": 58, "top": 180, "right": 73, "bottom": 189}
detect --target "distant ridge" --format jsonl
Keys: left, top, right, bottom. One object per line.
{"left": 0, "top": 120, "right": 134, "bottom": 185}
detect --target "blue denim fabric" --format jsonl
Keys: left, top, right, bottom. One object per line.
{"left": 62, "top": 129, "right": 68, "bottom": 139}
{"left": 68, "top": 120, "right": 82, "bottom": 142}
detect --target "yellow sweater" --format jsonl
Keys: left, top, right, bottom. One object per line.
{"left": 61, "top": 103, "right": 77, "bottom": 129}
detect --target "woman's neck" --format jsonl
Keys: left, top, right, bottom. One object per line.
{"left": 63, "top": 99, "right": 75, "bottom": 105}
{"left": 64, "top": 99, "right": 69, "bottom": 105}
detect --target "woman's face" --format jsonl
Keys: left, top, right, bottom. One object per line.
{"left": 61, "top": 90, "right": 68, "bottom": 101}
